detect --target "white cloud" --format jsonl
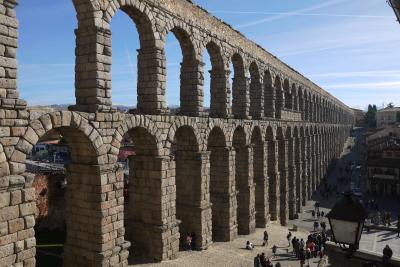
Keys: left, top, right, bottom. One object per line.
{"left": 308, "top": 70, "right": 400, "bottom": 78}
{"left": 235, "top": 0, "right": 349, "bottom": 29}
{"left": 212, "top": 10, "right": 392, "bottom": 19}
{"left": 323, "top": 81, "right": 400, "bottom": 90}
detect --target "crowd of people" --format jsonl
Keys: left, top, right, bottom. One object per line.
{"left": 247, "top": 228, "right": 329, "bottom": 267}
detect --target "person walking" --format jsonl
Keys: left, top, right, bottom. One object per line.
{"left": 383, "top": 245, "right": 393, "bottom": 265}
{"left": 263, "top": 230, "right": 269, "bottom": 246}
{"left": 272, "top": 244, "right": 277, "bottom": 258}
{"left": 287, "top": 232, "right": 292, "bottom": 246}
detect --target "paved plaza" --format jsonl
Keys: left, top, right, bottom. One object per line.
{"left": 129, "top": 223, "right": 322, "bottom": 267}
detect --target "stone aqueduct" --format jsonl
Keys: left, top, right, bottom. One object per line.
{"left": 0, "top": 0, "right": 354, "bottom": 266}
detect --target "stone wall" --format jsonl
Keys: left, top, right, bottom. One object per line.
{"left": 0, "top": 0, "right": 355, "bottom": 266}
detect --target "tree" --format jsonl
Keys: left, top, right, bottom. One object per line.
{"left": 364, "top": 104, "right": 377, "bottom": 128}
{"left": 387, "top": 103, "right": 394, "bottom": 108}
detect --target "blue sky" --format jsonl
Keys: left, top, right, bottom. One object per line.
{"left": 16, "top": 0, "right": 400, "bottom": 110}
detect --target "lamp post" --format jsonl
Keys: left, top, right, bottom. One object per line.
{"left": 326, "top": 192, "right": 368, "bottom": 255}
{"left": 388, "top": 0, "right": 400, "bottom": 23}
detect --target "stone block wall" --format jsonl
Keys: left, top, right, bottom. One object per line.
{"left": 0, "top": 0, "right": 355, "bottom": 266}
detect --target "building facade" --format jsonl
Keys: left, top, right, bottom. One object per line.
{"left": 367, "top": 136, "right": 400, "bottom": 196}
{"left": 376, "top": 107, "right": 400, "bottom": 127}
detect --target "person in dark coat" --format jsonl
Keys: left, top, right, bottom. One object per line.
{"left": 254, "top": 254, "right": 262, "bottom": 267}
{"left": 383, "top": 245, "right": 393, "bottom": 265}
{"left": 263, "top": 230, "right": 269, "bottom": 246}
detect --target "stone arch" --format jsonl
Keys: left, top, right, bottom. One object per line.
{"left": 233, "top": 126, "right": 255, "bottom": 234}
{"left": 167, "top": 117, "right": 202, "bottom": 152}
{"left": 204, "top": 41, "right": 229, "bottom": 117}
{"left": 207, "top": 126, "right": 236, "bottom": 241}
{"left": 74, "top": 0, "right": 167, "bottom": 113}
{"left": 283, "top": 79, "right": 292, "bottom": 110}
{"left": 107, "top": 2, "right": 157, "bottom": 46}
{"left": 113, "top": 115, "right": 164, "bottom": 157}
{"left": 21, "top": 111, "right": 104, "bottom": 163}
{"left": 264, "top": 70, "right": 274, "bottom": 118}
{"left": 205, "top": 119, "right": 229, "bottom": 147}
{"left": 231, "top": 53, "right": 248, "bottom": 118}
{"left": 173, "top": 125, "right": 211, "bottom": 250}
{"left": 163, "top": 24, "right": 201, "bottom": 115}
{"left": 122, "top": 123, "right": 176, "bottom": 261}
{"left": 251, "top": 126, "right": 268, "bottom": 227}
{"left": 19, "top": 111, "right": 114, "bottom": 266}
{"left": 249, "top": 62, "right": 263, "bottom": 118}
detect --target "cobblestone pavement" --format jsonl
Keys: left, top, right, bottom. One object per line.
{"left": 129, "top": 223, "right": 322, "bottom": 267}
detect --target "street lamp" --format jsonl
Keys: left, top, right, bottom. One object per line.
{"left": 388, "top": 0, "right": 400, "bottom": 23}
{"left": 326, "top": 192, "right": 368, "bottom": 254}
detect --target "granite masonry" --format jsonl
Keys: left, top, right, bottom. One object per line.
{"left": 0, "top": 0, "right": 354, "bottom": 266}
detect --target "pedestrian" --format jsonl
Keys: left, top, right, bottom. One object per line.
{"left": 321, "top": 211, "right": 325, "bottom": 217}
{"left": 382, "top": 245, "right": 393, "bottom": 265}
{"left": 387, "top": 212, "right": 392, "bottom": 227}
{"left": 294, "top": 238, "right": 300, "bottom": 258}
{"left": 291, "top": 236, "right": 296, "bottom": 253}
{"left": 306, "top": 248, "right": 311, "bottom": 266}
{"left": 317, "top": 211, "right": 320, "bottom": 219}
{"left": 300, "top": 238, "right": 305, "bottom": 250}
{"left": 260, "top": 253, "right": 267, "bottom": 267}
{"left": 254, "top": 254, "right": 261, "bottom": 267}
{"left": 319, "top": 245, "right": 325, "bottom": 259}
{"left": 265, "top": 257, "right": 273, "bottom": 267}
{"left": 320, "top": 221, "right": 326, "bottom": 231}
{"left": 311, "top": 210, "right": 315, "bottom": 218}
{"left": 313, "top": 221, "right": 319, "bottom": 232}
{"left": 272, "top": 244, "right": 277, "bottom": 258}
{"left": 185, "top": 233, "right": 192, "bottom": 251}
{"left": 299, "top": 248, "right": 306, "bottom": 267}
{"left": 263, "top": 230, "right": 269, "bottom": 246}
{"left": 287, "top": 231, "right": 292, "bottom": 246}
